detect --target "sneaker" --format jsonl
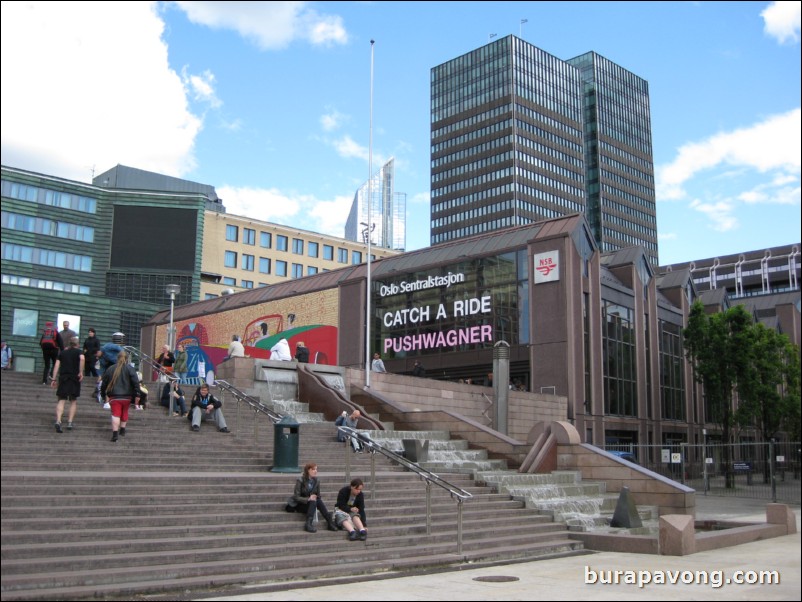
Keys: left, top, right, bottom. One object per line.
{"left": 192, "top": 425, "right": 200, "bottom": 432}
{"left": 103, "top": 402, "right": 111, "bottom": 410}
{"left": 348, "top": 530, "right": 358, "bottom": 541}
{"left": 119, "top": 427, "right": 126, "bottom": 437}
{"left": 66, "top": 422, "right": 73, "bottom": 430}
{"left": 111, "top": 432, "right": 118, "bottom": 443}
{"left": 135, "top": 405, "right": 143, "bottom": 411}
{"left": 359, "top": 530, "right": 367, "bottom": 541}
{"left": 173, "top": 412, "right": 180, "bottom": 417}
{"left": 54, "top": 422, "right": 63, "bottom": 434}
{"left": 219, "top": 427, "right": 230, "bottom": 433}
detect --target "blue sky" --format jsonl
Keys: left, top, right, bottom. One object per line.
{"left": 1, "top": 1, "right": 799, "bottom": 266}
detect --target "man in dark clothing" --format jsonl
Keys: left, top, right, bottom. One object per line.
{"left": 333, "top": 478, "right": 368, "bottom": 541}
{"left": 82, "top": 328, "right": 101, "bottom": 377}
{"left": 59, "top": 320, "right": 77, "bottom": 351}
{"left": 189, "top": 383, "right": 229, "bottom": 433}
{"left": 412, "top": 361, "right": 426, "bottom": 377}
{"left": 51, "top": 337, "right": 85, "bottom": 433}
{"left": 294, "top": 341, "right": 310, "bottom": 363}
{"left": 40, "top": 321, "right": 63, "bottom": 384}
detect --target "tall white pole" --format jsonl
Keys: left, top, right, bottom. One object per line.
{"left": 366, "top": 39, "right": 375, "bottom": 387}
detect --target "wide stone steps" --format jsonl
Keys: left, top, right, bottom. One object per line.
{"left": 1, "top": 370, "right": 583, "bottom": 600}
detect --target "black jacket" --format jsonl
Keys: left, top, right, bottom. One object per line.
{"left": 292, "top": 477, "right": 321, "bottom": 505}
{"left": 295, "top": 346, "right": 310, "bottom": 363}
{"left": 335, "top": 485, "right": 367, "bottom": 525}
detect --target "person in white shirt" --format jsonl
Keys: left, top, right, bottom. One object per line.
{"left": 371, "top": 353, "right": 386, "bottom": 373}
{"left": 270, "top": 338, "right": 292, "bottom": 361}
{"left": 227, "top": 335, "right": 245, "bottom": 359}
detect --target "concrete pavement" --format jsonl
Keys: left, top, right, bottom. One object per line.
{"left": 201, "top": 496, "right": 800, "bottom": 601}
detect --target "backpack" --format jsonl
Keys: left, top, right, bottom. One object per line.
{"left": 40, "top": 328, "right": 58, "bottom": 350}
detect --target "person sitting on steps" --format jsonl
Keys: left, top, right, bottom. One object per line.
{"left": 333, "top": 478, "right": 368, "bottom": 541}
{"left": 288, "top": 463, "right": 338, "bottom": 533}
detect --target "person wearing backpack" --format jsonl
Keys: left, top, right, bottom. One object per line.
{"left": 39, "top": 321, "right": 63, "bottom": 385}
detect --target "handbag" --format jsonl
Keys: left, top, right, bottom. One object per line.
{"left": 285, "top": 496, "right": 298, "bottom": 512}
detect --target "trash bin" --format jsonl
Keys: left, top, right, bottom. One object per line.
{"left": 272, "top": 415, "right": 300, "bottom": 473}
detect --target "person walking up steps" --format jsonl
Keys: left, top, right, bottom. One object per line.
{"left": 100, "top": 350, "right": 142, "bottom": 443}
{"left": 51, "top": 337, "right": 85, "bottom": 433}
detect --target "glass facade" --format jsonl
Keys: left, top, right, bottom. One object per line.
{"left": 345, "top": 158, "right": 406, "bottom": 251}
{"left": 431, "top": 36, "right": 658, "bottom": 265}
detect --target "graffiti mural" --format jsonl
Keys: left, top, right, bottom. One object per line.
{"left": 156, "top": 289, "right": 339, "bottom": 378}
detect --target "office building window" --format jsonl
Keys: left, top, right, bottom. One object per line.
{"left": 12, "top": 308, "right": 38, "bottom": 336}
{"left": 243, "top": 228, "right": 255, "bottom": 245}
{"left": 222, "top": 277, "right": 236, "bottom": 286}
{"left": 338, "top": 248, "right": 348, "bottom": 263}
{"left": 205, "top": 293, "right": 217, "bottom": 300}
{"left": 242, "top": 254, "right": 254, "bottom": 271}
{"left": 307, "top": 266, "right": 318, "bottom": 276}
{"left": 277, "top": 235, "right": 288, "bottom": 252}
{"left": 351, "top": 250, "right": 363, "bottom": 264}
{"left": 308, "top": 242, "right": 319, "bottom": 258}
{"left": 226, "top": 225, "right": 238, "bottom": 242}
{"left": 276, "top": 260, "right": 287, "bottom": 277}
{"left": 241, "top": 280, "right": 253, "bottom": 289}
{"left": 323, "top": 245, "right": 334, "bottom": 260}
{"left": 224, "top": 251, "right": 237, "bottom": 268}
{"left": 260, "top": 232, "right": 272, "bottom": 248}
{"left": 292, "top": 238, "right": 304, "bottom": 254}
{"left": 291, "top": 263, "right": 303, "bottom": 278}
{"left": 259, "top": 257, "right": 271, "bottom": 274}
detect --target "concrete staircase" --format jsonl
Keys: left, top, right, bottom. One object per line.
{"left": 475, "top": 470, "right": 659, "bottom": 532}
{"left": 1, "top": 371, "right": 585, "bottom": 601}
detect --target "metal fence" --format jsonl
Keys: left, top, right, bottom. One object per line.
{"left": 603, "top": 441, "right": 801, "bottom": 504}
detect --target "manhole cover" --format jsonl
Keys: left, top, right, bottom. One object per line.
{"left": 472, "top": 575, "right": 520, "bottom": 583}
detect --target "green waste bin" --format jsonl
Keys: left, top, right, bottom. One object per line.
{"left": 272, "top": 415, "right": 301, "bottom": 473}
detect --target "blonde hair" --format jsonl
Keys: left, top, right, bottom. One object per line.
{"left": 107, "top": 351, "right": 129, "bottom": 391}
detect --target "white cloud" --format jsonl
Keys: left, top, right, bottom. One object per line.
{"left": 0, "top": 2, "right": 201, "bottom": 182}
{"left": 657, "top": 232, "right": 678, "bottom": 241}
{"left": 182, "top": 68, "right": 222, "bottom": 108}
{"left": 409, "top": 191, "right": 431, "bottom": 206}
{"left": 761, "top": 1, "right": 801, "bottom": 44}
{"left": 656, "top": 108, "right": 801, "bottom": 201}
{"left": 307, "top": 194, "right": 354, "bottom": 236}
{"left": 174, "top": 1, "right": 348, "bottom": 50}
{"left": 220, "top": 184, "right": 352, "bottom": 237}
{"left": 333, "top": 135, "right": 368, "bottom": 161}
{"left": 689, "top": 199, "right": 738, "bottom": 232}
{"left": 320, "top": 108, "right": 347, "bottom": 132}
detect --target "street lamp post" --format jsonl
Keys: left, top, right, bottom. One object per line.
{"left": 166, "top": 284, "right": 181, "bottom": 351}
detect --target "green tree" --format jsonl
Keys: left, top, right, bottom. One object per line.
{"left": 684, "top": 302, "right": 754, "bottom": 488}
{"left": 736, "top": 324, "right": 801, "bottom": 481}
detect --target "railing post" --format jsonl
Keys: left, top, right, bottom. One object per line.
{"left": 370, "top": 447, "right": 376, "bottom": 503}
{"left": 770, "top": 438, "right": 777, "bottom": 503}
{"left": 425, "top": 480, "right": 432, "bottom": 535}
{"left": 345, "top": 437, "right": 351, "bottom": 482}
{"left": 457, "top": 497, "right": 464, "bottom": 556}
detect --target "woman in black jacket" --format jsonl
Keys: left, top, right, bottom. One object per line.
{"left": 100, "top": 350, "right": 142, "bottom": 443}
{"left": 289, "top": 463, "right": 338, "bottom": 533}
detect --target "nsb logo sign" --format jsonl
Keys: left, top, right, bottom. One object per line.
{"left": 533, "top": 251, "right": 559, "bottom": 283}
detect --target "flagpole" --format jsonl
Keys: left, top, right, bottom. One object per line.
{"left": 365, "top": 39, "right": 375, "bottom": 388}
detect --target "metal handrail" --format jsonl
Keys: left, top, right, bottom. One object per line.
{"left": 214, "top": 379, "right": 283, "bottom": 424}
{"left": 338, "top": 425, "right": 473, "bottom": 555}
{"left": 124, "top": 346, "right": 182, "bottom": 416}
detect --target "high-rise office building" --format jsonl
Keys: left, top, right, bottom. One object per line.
{"left": 430, "top": 36, "right": 658, "bottom": 264}
{"left": 345, "top": 157, "right": 406, "bottom": 251}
